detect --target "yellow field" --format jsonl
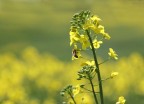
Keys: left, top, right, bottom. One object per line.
{"left": 0, "top": 47, "right": 143, "bottom": 104}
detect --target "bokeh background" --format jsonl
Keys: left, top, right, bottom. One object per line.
{"left": 0, "top": 0, "right": 144, "bottom": 104}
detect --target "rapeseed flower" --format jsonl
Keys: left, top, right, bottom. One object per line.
{"left": 81, "top": 60, "right": 95, "bottom": 67}
{"left": 111, "top": 72, "right": 119, "bottom": 78}
{"left": 83, "top": 15, "right": 101, "bottom": 31}
{"left": 108, "top": 48, "right": 118, "bottom": 60}
{"left": 102, "top": 32, "right": 111, "bottom": 40}
{"left": 83, "top": 19, "right": 94, "bottom": 30}
{"left": 81, "top": 60, "right": 96, "bottom": 73}
{"left": 116, "top": 96, "right": 126, "bottom": 104}
{"left": 72, "top": 85, "right": 81, "bottom": 97}
{"left": 69, "top": 27, "right": 80, "bottom": 46}
{"left": 80, "top": 35, "right": 90, "bottom": 50}
{"left": 90, "top": 15, "right": 101, "bottom": 23}
{"left": 92, "top": 25, "right": 104, "bottom": 35}
{"left": 93, "top": 39, "right": 103, "bottom": 49}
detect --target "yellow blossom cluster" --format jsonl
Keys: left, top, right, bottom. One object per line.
{"left": 69, "top": 12, "right": 118, "bottom": 62}
{"left": 0, "top": 47, "right": 66, "bottom": 104}
{"left": 69, "top": 15, "right": 110, "bottom": 48}
{"left": 0, "top": 47, "right": 143, "bottom": 103}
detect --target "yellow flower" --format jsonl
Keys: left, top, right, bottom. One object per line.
{"left": 111, "top": 72, "right": 119, "bottom": 78}
{"left": 72, "top": 85, "right": 80, "bottom": 97}
{"left": 90, "top": 15, "right": 101, "bottom": 23}
{"left": 82, "top": 16, "right": 106, "bottom": 37}
{"left": 90, "top": 25, "right": 105, "bottom": 35}
{"left": 116, "top": 96, "right": 126, "bottom": 104}
{"left": 81, "top": 60, "right": 95, "bottom": 67}
{"left": 102, "top": 32, "right": 111, "bottom": 40}
{"left": 97, "top": 25, "right": 105, "bottom": 33}
{"left": 93, "top": 39, "right": 103, "bottom": 49}
{"left": 81, "top": 60, "right": 95, "bottom": 73}
{"left": 83, "top": 15, "right": 101, "bottom": 30}
{"left": 72, "top": 45, "right": 82, "bottom": 60}
{"left": 108, "top": 48, "right": 118, "bottom": 60}
{"left": 69, "top": 27, "right": 80, "bottom": 46}
{"left": 80, "top": 35, "right": 90, "bottom": 50}
{"left": 83, "top": 19, "right": 94, "bottom": 30}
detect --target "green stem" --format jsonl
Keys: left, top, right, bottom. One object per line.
{"left": 98, "top": 58, "right": 109, "bottom": 65}
{"left": 86, "top": 30, "right": 104, "bottom": 104}
{"left": 69, "top": 92, "right": 77, "bottom": 104}
{"left": 87, "top": 73, "right": 99, "bottom": 104}
{"left": 82, "top": 87, "right": 99, "bottom": 93}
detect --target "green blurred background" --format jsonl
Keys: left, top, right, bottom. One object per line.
{"left": 0, "top": 0, "right": 144, "bottom": 60}
{"left": 0, "top": 0, "right": 144, "bottom": 104}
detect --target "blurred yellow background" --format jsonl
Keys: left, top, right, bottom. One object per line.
{"left": 0, "top": 0, "right": 144, "bottom": 104}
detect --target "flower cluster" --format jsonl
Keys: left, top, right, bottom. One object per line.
{"left": 60, "top": 84, "right": 82, "bottom": 103}
{"left": 61, "top": 11, "right": 125, "bottom": 104}
{"left": 69, "top": 11, "right": 117, "bottom": 61}
{"left": 77, "top": 65, "right": 95, "bottom": 80}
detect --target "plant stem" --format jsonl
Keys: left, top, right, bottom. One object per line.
{"left": 87, "top": 73, "right": 99, "bottom": 104}
{"left": 98, "top": 58, "right": 109, "bottom": 65}
{"left": 69, "top": 92, "right": 77, "bottom": 104}
{"left": 82, "top": 87, "right": 99, "bottom": 93}
{"left": 86, "top": 30, "right": 104, "bottom": 104}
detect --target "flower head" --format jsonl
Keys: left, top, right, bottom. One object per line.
{"left": 83, "top": 19, "right": 94, "bottom": 30}
{"left": 111, "top": 72, "right": 119, "bottom": 78}
{"left": 93, "top": 39, "right": 103, "bottom": 49}
{"left": 69, "top": 27, "right": 80, "bottom": 46}
{"left": 72, "top": 85, "right": 81, "bottom": 97}
{"left": 81, "top": 60, "right": 95, "bottom": 67}
{"left": 108, "top": 48, "right": 118, "bottom": 60}
{"left": 83, "top": 15, "right": 101, "bottom": 31}
{"left": 81, "top": 60, "right": 96, "bottom": 73}
{"left": 93, "top": 25, "right": 104, "bottom": 34}
{"left": 116, "top": 96, "right": 126, "bottom": 104}
{"left": 90, "top": 15, "right": 101, "bottom": 23}
{"left": 102, "top": 32, "right": 111, "bottom": 40}
{"left": 80, "top": 35, "right": 90, "bottom": 50}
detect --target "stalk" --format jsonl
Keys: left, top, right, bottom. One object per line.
{"left": 87, "top": 73, "right": 99, "bottom": 104}
{"left": 86, "top": 30, "right": 104, "bottom": 104}
{"left": 69, "top": 92, "right": 77, "bottom": 104}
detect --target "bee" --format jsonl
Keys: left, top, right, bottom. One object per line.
{"left": 72, "top": 49, "right": 78, "bottom": 58}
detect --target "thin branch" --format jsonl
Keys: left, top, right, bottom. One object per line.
{"left": 69, "top": 92, "right": 77, "bottom": 104}
{"left": 87, "top": 72, "right": 99, "bottom": 104}
{"left": 82, "top": 87, "right": 99, "bottom": 93}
